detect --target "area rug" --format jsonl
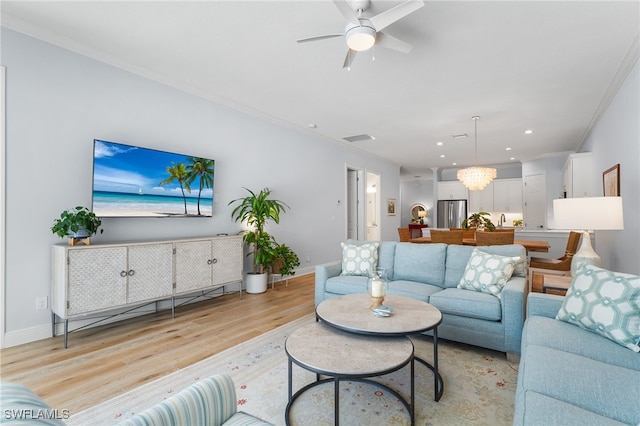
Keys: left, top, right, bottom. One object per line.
{"left": 69, "top": 314, "right": 519, "bottom": 425}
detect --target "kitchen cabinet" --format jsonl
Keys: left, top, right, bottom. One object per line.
{"left": 52, "top": 235, "right": 242, "bottom": 347}
{"left": 493, "top": 179, "right": 523, "bottom": 212}
{"left": 438, "top": 181, "right": 468, "bottom": 200}
{"left": 468, "top": 182, "right": 494, "bottom": 212}
{"left": 563, "top": 153, "right": 593, "bottom": 198}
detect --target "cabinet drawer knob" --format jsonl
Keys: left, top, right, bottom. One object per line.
{"left": 212, "top": 258, "right": 218, "bottom": 264}
{"left": 207, "top": 259, "right": 212, "bottom": 265}
{"left": 120, "top": 271, "right": 127, "bottom": 277}
{"left": 128, "top": 269, "right": 135, "bottom": 276}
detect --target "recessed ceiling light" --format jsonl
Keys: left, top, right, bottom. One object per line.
{"left": 524, "top": 130, "right": 534, "bottom": 135}
{"left": 440, "top": 154, "right": 445, "bottom": 158}
{"left": 436, "top": 141, "right": 443, "bottom": 146}
{"left": 308, "top": 124, "right": 317, "bottom": 129}
{"left": 510, "top": 157, "right": 516, "bottom": 161}
{"left": 452, "top": 162, "right": 457, "bottom": 166}
{"left": 506, "top": 147, "right": 512, "bottom": 151}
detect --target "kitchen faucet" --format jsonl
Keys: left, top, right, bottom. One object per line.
{"left": 499, "top": 213, "right": 506, "bottom": 228}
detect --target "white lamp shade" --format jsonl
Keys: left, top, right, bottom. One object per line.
{"left": 345, "top": 24, "right": 376, "bottom": 51}
{"left": 553, "top": 197, "right": 624, "bottom": 230}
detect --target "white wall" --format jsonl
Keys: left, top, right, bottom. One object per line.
{"left": 581, "top": 59, "right": 640, "bottom": 274}
{"left": 1, "top": 29, "right": 401, "bottom": 345}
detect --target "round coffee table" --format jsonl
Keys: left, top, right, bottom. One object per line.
{"left": 316, "top": 293, "right": 444, "bottom": 401}
{"left": 285, "top": 321, "right": 415, "bottom": 426}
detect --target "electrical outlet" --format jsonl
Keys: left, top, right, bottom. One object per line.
{"left": 36, "top": 296, "right": 48, "bottom": 311}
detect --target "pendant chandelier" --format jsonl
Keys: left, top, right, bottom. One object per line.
{"left": 457, "top": 116, "right": 497, "bottom": 191}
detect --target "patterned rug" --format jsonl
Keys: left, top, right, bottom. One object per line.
{"left": 69, "top": 314, "right": 519, "bottom": 425}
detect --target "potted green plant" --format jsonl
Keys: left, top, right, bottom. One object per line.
{"left": 51, "top": 206, "right": 103, "bottom": 244}
{"left": 462, "top": 211, "right": 496, "bottom": 231}
{"left": 270, "top": 242, "right": 300, "bottom": 277}
{"left": 229, "top": 188, "right": 289, "bottom": 293}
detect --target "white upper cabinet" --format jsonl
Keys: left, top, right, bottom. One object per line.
{"left": 468, "top": 182, "right": 494, "bottom": 212}
{"left": 493, "top": 179, "right": 523, "bottom": 213}
{"left": 563, "top": 153, "right": 593, "bottom": 198}
{"left": 438, "top": 181, "right": 468, "bottom": 200}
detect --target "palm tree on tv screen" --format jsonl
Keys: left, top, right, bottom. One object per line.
{"left": 187, "top": 157, "right": 215, "bottom": 216}
{"left": 160, "top": 162, "right": 191, "bottom": 214}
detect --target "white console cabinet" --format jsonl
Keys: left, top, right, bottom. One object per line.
{"left": 52, "top": 235, "right": 242, "bottom": 347}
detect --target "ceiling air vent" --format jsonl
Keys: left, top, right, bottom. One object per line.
{"left": 343, "top": 134, "right": 376, "bottom": 143}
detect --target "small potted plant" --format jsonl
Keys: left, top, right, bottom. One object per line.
{"left": 462, "top": 211, "right": 496, "bottom": 231}
{"left": 51, "top": 206, "right": 103, "bottom": 245}
{"left": 270, "top": 242, "right": 300, "bottom": 277}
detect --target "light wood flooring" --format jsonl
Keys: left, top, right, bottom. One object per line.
{"left": 0, "top": 274, "right": 315, "bottom": 415}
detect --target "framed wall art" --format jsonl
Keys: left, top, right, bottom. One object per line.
{"left": 602, "top": 164, "right": 620, "bottom": 196}
{"left": 386, "top": 198, "right": 396, "bottom": 216}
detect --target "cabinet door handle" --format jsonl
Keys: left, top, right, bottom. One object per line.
{"left": 128, "top": 269, "right": 135, "bottom": 276}
{"left": 120, "top": 271, "right": 128, "bottom": 277}
{"left": 212, "top": 258, "right": 218, "bottom": 264}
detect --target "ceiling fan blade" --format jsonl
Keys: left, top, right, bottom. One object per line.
{"left": 370, "top": 0, "right": 424, "bottom": 32}
{"left": 376, "top": 32, "right": 413, "bottom": 54}
{"left": 342, "top": 49, "right": 357, "bottom": 69}
{"left": 297, "top": 34, "right": 343, "bottom": 43}
{"left": 333, "top": 0, "right": 361, "bottom": 25}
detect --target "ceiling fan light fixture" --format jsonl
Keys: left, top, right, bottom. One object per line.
{"left": 345, "top": 23, "right": 376, "bottom": 51}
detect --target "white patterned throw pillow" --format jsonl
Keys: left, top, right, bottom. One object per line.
{"left": 556, "top": 265, "right": 640, "bottom": 352}
{"left": 340, "top": 241, "right": 379, "bottom": 276}
{"left": 457, "top": 248, "right": 520, "bottom": 296}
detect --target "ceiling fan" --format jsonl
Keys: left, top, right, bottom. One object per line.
{"left": 297, "top": 0, "right": 425, "bottom": 69}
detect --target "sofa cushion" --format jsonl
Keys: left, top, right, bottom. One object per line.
{"left": 393, "top": 243, "right": 447, "bottom": 286}
{"left": 522, "top": 316, "right": 639, "bottom": 371}
{"left": 326, "top": 275, "right": 368, "bottom": 295}
{"left": 429, "top": 288, "right": 502, "bottom": 321}
{"left": 457, "top": 248, "right": 519, "bottom": 296}
{"left": 556, "top": 265, "right": 640, "bottom": 352}
{"left": 443, "top": 244, "right": 475, "bottom": 288}
{"left": 387, "top": 280, "right": 442, "bottom": 302}
{"left": 519, "top": 344, "right": 640, "bottom": 425}
{"left": 339, "top": 241, "right": 379, "bottom": 276}
{"left": 472, "top": 244, "right": 527, "bottom": 277}
{"left": 520, "top": 392, "right": 628, "bottom": 426}
{"left": 0, "top": 381, "right": 66, "bottom": 425}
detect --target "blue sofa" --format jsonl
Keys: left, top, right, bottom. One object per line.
{"left": 514, "top": 293, "right": 640, "bottom": 425}
{"left": 315, "top": 241, "right": 528, "bottom": 357}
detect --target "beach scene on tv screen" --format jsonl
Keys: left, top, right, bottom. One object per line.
{"left": 92, "top": 140, "right": 214, "bottom": 217}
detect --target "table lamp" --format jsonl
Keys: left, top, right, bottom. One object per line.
{"left": 553, "top": 197, "right": 624, "bottom": 275}
{"left": 418, "top": 210, "right": 427, "bottom": 224}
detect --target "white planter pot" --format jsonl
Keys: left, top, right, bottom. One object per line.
{"left": 245, "top": 273, "right": 268, "bottom": 294}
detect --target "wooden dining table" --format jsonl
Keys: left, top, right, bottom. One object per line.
{"left": 409, "top": 237, "right": 550, "bottom": 253}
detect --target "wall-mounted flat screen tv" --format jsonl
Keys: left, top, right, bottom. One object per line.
{"left": 92, "top": 140, "right": 214, "bottom": 217}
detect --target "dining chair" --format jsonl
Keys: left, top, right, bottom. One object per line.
{"left": 430, "top": 229, "right": 464, "bottom": 244}
{"left": 475, "top": 230, "right": 515, "bottom": 245}
{"left": 450, "top": 227, "right": 476, "bottom": 239}
{"left": 397, "top": 227, "right": 411, "bottom": 242}
{"left": 527, "top": 231, "right": 581, "bottom": 291}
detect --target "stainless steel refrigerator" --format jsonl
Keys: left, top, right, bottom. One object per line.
{"left": 437, "top": 199, "right": 468, "bottom": 228}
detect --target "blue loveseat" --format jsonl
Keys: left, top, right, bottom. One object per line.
{"left": 315, "top": 241, "right": 528, "bottom": 358}
{"left": 514, "top": 292, "right": 640, "bottom": 425}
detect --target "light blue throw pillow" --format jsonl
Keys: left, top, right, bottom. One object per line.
{"left": 556, "top": 265, "right": 640, "bottom": 352}
{"left": 340, "top": 241, "right": 379, "bottom": 276}
{"left": 457, "top": 248, "right": 519, "bottom": 296}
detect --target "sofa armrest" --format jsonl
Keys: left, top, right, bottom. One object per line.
{"left": 526, "top": 292, "right": 565, "bottom": 319}
{"left": 315, "top": 261, "right": 342, "bottom": 305}
{"left": 501, "top": 276, "right": 526, "bottom": 355}
{"left": 117, "top": 374, "right": 238, "bottom": 426}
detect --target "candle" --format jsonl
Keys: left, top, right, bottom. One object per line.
{"left": 371, "top": 279, "right": 383, "bottom": 297}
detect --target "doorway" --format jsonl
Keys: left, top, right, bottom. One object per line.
{"left": 346, "top": 166, "right": 365, "bottom": 240}
{"left": 524, "top": 173, "right": 547, "bottom": 230}
{"left": 366, "top": 172, "right": 381, "bottom": 240}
